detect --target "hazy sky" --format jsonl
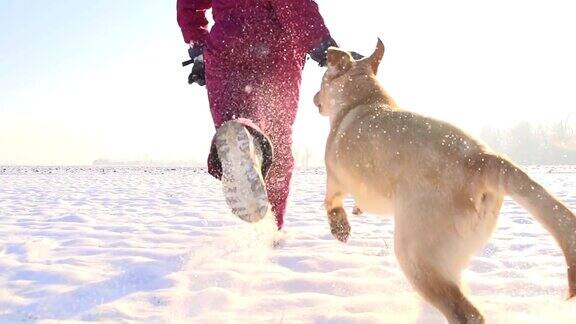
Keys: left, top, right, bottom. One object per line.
{"left": 1, "top": 0, "right": 575, "bottom": 165}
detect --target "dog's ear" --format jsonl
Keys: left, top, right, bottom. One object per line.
{"left": 327, "top": 48, "right": 353, "bottom": 73}
{"left": 368, "top": 38, "right": 385, "bottom": 74}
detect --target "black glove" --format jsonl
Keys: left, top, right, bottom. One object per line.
{"left": 182, "top": 45, "right": 206, "bottom": 86}
{"left": 350, "top": 51, "right": 365, "bottom": 60}
{"left": 309, "top": 37, "right": 339, "bottom": 67}
{"left": 309, "top": 37, "right": 365, "bottom": 67}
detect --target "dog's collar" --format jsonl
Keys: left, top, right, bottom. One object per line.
{"left": 330, "top": 104, "right": 363, "bottom": 132}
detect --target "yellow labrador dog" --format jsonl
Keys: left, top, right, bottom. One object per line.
{"left": 314, "top": 39, "right": 576, "bottom": 323}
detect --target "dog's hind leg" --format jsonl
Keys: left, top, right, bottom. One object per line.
{"left": 325, "top": 171, "right": 350, "bottom": 242}
{"left": 394, "top": 207, "right": 486, "bottom": 324}
{"left": 399, "top": 261, "right": 483, "bottom": 324}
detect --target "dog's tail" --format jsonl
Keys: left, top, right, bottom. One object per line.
{"left": 483, "top": 154, "right": 576, "bottom": 299}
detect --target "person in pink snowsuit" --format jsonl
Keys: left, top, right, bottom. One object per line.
{"left": 177, "top": 0, "right": 339, "bottom": 229}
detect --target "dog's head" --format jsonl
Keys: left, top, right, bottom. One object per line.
{"left": 314, "top": 39, "right": 385, "bottom": 117}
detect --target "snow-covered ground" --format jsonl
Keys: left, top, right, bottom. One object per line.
{"left": 0, "top": 166, "right": 574, "bottom": 323}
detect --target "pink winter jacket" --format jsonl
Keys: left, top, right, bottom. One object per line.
{"left": 177, "top": 0, "right": 331, "bottom": 54}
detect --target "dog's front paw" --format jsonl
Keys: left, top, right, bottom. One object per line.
{"left": 328, "top": 208, "right": 351, "bottom": 243}
{"left": 331, "top": 220, "right": 351, "bottom": 242}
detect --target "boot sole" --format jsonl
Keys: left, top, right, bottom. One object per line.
{"left": 215, "top": 121, "right": 269, "bottom": 223}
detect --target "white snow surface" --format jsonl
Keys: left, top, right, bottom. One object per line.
{"left": 0, "top": 166, "right": 575, "bottom": 323}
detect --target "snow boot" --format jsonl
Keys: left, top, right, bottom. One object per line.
{"left": 215, "top": 120, "right": 270, "bottom": 223}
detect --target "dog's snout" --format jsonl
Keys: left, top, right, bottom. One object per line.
{"left": 314, "top": 92, "right": 321, "bottom": 108}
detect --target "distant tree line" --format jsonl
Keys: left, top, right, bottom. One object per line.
{"left": 480, "top": 120, "right": 576, "bottom": 165}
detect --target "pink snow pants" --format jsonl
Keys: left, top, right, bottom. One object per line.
{"left": 203, "top": 30, "right": 306, "bottom": 230}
